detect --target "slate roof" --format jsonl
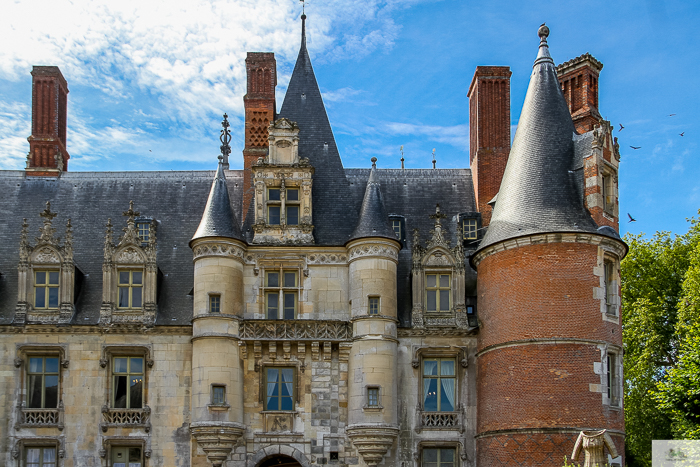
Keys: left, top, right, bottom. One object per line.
{"left": 348, "top": 161, "right": 398, "bottom": 244}
{"left": 191, "top": 161, "right": 244, "bottom": 244}
{"left": 476, "top": 26, "right": 606, "bottom": 253}
{"left": 276, "top": 15, "right": 353, "bottom": 246}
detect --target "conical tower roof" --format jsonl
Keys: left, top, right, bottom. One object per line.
{"left": 348, "top": 158, "right": 398, "bottom": 244}
{"left": 477, "top": 25, "right": 600, "bottom": 252}
{"left": 190, "top": 158, "right": 244, "bottom": 244}
{"left": 278, "top": 14, "right": 352, "bottom": 245}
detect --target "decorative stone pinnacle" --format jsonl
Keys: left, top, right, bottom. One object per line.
{"left": 371, "top": 157, "right": 377, "bottom": 169}
{"left": 40, "top": 201, "right": 57, "bottom": 221}
{"left": 429, "top": 203, "right": 447, "bottom": 225}
{"left": 122, "top": 201, "right": 140, "bottom": 221}
{"left": 219, "top": 113, "right": 231, "bottom": 166}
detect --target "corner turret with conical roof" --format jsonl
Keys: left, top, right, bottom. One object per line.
{"left": 476, "top": 25, "right": 605, "bottom": 254}
{"left": 348, "top": 157, "right": 398, "bottom": 244}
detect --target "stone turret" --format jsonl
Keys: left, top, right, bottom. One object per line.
{"left": 346, "top": 158, "right": 401, "bottom": 466}
{"left": 189, "top": 153, "right": 247, "bottom": 467}
{"left": 471, "top": 26, "right": 627, "bottom": 467}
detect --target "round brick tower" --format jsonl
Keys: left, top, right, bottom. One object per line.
{"left": 471, "top": 26, "right": 627, "bottom": 467}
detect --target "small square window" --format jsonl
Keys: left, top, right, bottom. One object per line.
{"left": 367, "top": 387, "right": 379, "bottom": 407}
{"left": 136, "top": 222, "right": 150, "bottom": 244}
{"left": 268, "top": 188, "right": 281, "bottom": 201}
{"left": 209, "top": 294, "right": 221, "bottom": 313}
{"left": 368, "top": 297, "right": 379, "bottom": 315}
{"left": 462, "top": 218, "right": 477, "bottom": 240}
{"left": 287, "top": 189, "right": 299, "bottom": 201}
{"left": 212, "top": 385, "right": 226, "bottom": 405}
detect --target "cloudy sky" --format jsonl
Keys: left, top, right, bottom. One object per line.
{"left": 0, "top": 0, "right": 698, "bottom": 237}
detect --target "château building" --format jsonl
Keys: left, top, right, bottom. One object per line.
{"left": 0, "top": 18, "right": 626, "bottom": 467}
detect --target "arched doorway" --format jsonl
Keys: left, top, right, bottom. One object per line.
{"left": 258, "top": 455, "right": 302, "bottom": 467}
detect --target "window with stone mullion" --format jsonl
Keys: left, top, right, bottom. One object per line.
{"left": 27, "top": 356, "right": 59, "bottom": 409}
{"left": 265, "top": 269, "right": 298, "bottom": 319}
{"left": 422, "top": 448, "right": 455, "bottom": 467}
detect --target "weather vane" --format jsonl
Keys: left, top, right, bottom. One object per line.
{"left": 219, "top": 113, "right": 231, "bottom": 168}
{"left": 300, "top": 0, "right": 306, "bottom": 15}
{"left": 431, "top": 148, "right": 436, "bottom": 169}
{"left": 400, "top": 145, "right": 405, "bottom": 169}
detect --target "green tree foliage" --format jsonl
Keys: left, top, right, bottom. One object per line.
{"left": 622, "top": 215, "right": 700, "bottom": 467}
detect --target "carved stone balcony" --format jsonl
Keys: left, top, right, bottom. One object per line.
{"left": 240, "top": 319, "right": 351, "bottom": 341}
{"left": 100, "top": 405, "right": 151, "bottom": 432}
{"left": 16, "top": 402, "right": 64, "bottom": 430}
{"left": 415, "top": 407, "right": 464, "bottom": 433}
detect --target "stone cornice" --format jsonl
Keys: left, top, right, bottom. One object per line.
{"left": 471, "top": 232, "right": 627, "bottom": 268}
{"left": 0, "top": 324, "right": 192, "bottom": 335}
{"left": 191, "top": 238, "right": 247, "bottom": 262}
{"left": 347, "top": 239, "right": 400, "bottom": 264}
{"left": 240, "top": 319, "right": 351, "bottom": 341}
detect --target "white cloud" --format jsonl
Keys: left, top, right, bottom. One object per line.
{"left": 383, "top": 122, "right": 469, "bottom": 148}
{"left": 0, "top": 100, "right": 30, "bottom": 169}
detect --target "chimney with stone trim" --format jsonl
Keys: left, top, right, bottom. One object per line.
{"left": 26, "top": 66, "right": 70, "bottom": 176}
{"left": 468, "top": 66, "right": 511, "bottom": 227}
{"left": 557, "top": 53, "right": 603, "bottom": 134}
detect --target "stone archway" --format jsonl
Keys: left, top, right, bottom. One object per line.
{"left": 258, "top": 455, "right": 302, "bottom": 467}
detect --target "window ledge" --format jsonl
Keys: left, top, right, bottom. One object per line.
{"left": 207, "top": 404, "right": 230, "bottom": 412}
{"left": 362, "top": 406, "right": 383, "bottom": 412}
{"left": 260, "top": 410, "right": 298, "bottom": 415}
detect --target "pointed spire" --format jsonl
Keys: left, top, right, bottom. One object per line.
{"left": 348, "top": 158, "right": 399, "bottom": 244}
{"left": 476, "top": 25, "right": 599, "bottom": 252}
{"left": 191, "top": 155, "right": 244, "bottom": 244}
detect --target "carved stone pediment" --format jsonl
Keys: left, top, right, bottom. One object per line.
{"left": 267, "top": 118, "right": 300, "bottom": 165}
{"left": 32, "top": 247, "right": 61, "bottom": 264}
{"left": 115, "top": 247, "right": 145, "bottom": 264}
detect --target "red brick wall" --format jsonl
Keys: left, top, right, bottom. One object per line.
{"left": 558, "top": 63, "right": 600, "bottom": 134}
{"left": 243, "top": 53, "right": 276, "bottom": 219}
{"left": 476, "top": 240, "right": 624, "bottom": 467}
{"left": 27, "top": 66, "right": 69, "bottom": 173}
{"left": 468, "top": 66, "right": 511, "bottom": 226}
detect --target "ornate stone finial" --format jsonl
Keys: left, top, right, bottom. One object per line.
{"left": 64, "top": 218, "right": 73, "bottom": 259}
{"left": 400, "top": 145, "right": 404, "bottom": 169}
{"left": 104, "top": 218, "right": 114, "bottom": 259}
{"left": 371, "top": 157, "right": 377, "bottom": 169}
{"left": 40, "top": 201, "right": 57, "bottom": 221}
{"left": 19, "top": 218, "right": 30, "bottom": 261}
{"left": 429, "top": 203, "right": 447, "bottom": 227}
{"left": 220, "top": 113, "right": 231, "bottom": 168}
{"left": 123, "top": 200, "right": 140, "bottom": 221}
{"left": 538, "top": 23, "right": 549, "bottom": 41}
{"left": 431, "top": 148, "right": 436, "bottom": 169}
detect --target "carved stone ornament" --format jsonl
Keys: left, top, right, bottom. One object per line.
{"left": 348, "top": 241, "right": 399, "bottom": 263}
{"left": 192, "top": 242, "right": 246, "bottom": 261}
{"left": 33, "top": 247, "right": 60, "bottom": 263}
{"left": 116, "top": 247, "right": 143, "bottom": 264}
{"left": 190, "top": 422, "right": 245, "bottom": 467}
{"left": 347, "top": 425, "right": 399, "bottom": 467}
{"left": 240, "top": 320, "right": 351, "bottom": 341}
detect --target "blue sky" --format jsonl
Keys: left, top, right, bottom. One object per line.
{"left": 0, "top": 0, "right": 698, "bottom": 237}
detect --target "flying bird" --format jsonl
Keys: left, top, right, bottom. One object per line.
{"left": 680, "top": 132, "right": 685, "bottom": 136}
{"left": 669, "top": 114, "right": 676, "bottom": 116}
{"left": 630, "top": 146, "right": 641, "bottom": 150}
{"left": 628, "top": 213, "right": 637, "bottom": 223}
{"left": 618, "top": 124, "right": 624, "bottom": 132}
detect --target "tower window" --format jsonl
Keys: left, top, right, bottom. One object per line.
{"left": 607, "top": 352, "right": 620, "bottom": 407}
{"left": 209, "top": 294, "right": 221, "bottom": 314}
{"left": 368, "top": 296, "right": 379, "bottom": 315}
{"left": 367, "top": 387, "right": 379, "bottom": 407}
{"left": 212, "top": 385, "right": 226, "bottom": 405}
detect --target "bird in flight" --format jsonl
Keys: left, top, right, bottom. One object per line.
{"left": 618, "top": 124, "right": 624, "bottom": 132}
{"left": 630, "top": 146, "right": 641, "bottom": 150}
{"left": 680, "top": 132, "right": 685, "bottom": 137}
{"left": 628, "top": 213, "right": 637, "bottom": 223}
{"left": 669, "top": 114, "right": 676, "bottom": 116}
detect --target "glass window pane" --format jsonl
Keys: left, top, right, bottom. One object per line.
{"left": 45, "top": 358, "right": 59, "bottom": 373}
{"left": 427, "top": 290, "right": 436, "bottom": 311}
{"left": 44, "top": 375, "right": 59, "bottom": 408}
{"left": 48, "top": 271, "right": 59, "bottom": 284}
{"left": 130, "top": 357, "right": 143, "bottom": 374}
{"left": 440, "top": 381, "right": 455, "bottom": 411}
{"left": 284, "top": 292, "right": 296, "bottom": 309}
{"left": 268, "top": 189, "right": 281, "bottom": 201}
{"left": 284, "top": 272, "right": 296, "bottom": 287}
{"left": 424, "top": 378, "right": 438, "bottom": 411}
{"left": 48, "top": 287, "right": 59, "bottom": 308}
{"left": 27, "top": 374, "right": 42, "bottom": 408}
{"left": 424, "top": 360, "right": 438, "bottom": 376}
{"left": 119, "top": 271, "right": 130, "bottom": 285}
{"left": 35, "top": 271, "right": 46, "bottom": 285}
{"left": 281, "top": 368, "right": 294, "bottom": 382}
{"left": 213, "top": 386, "right": 225, "bottom": 404}
{"left": 26, "top": 448, "right": 41, "bottom": 463}
{"left": 114, "top": 375, "right": 127, "bottom": 408}
{"left": 426, "top": 274, "right": 436, "bottom": 288}
{"left": 29, "top": 357, "right": 43, "bottom": 373}
{"left": 44, "top": 447, "right": 57, "bottom": 462}
{"left": 269, "top": 206, "right": 280, "bottom": 224}
{"left": 287, "top": 206, "right": 299, "bottom": 225}
{"left": 441, "top": 448, "right": 455, "bottom": 462}
{"left": 132, "top": 271, "right": 142, "bottom": 285}
{"left": 118, "top": 287, "right": 129, "bottom": 307}
{"left": 114, "top": 358, "right": 128, "bottom": 373}
{"left": 439, "top": 290, "right": 450, "bottom": 311}
{"left": 267, "top": 293, "right": 279, "bottom": 319}
{"left": 423, "top": 448, "right": 438, "bottom": 462}
{"left": 130, "top": 376, "right": 143, "bottom": 408}
{"left": 281, "top": 396, "right": 293, "bottom": 411}
{"left": 440, "top": 360, "right": 455, "bottom": 376}
{"left": 131, "top": 287, "right": 142, "bottom": 308}
{"left": 287, "top": 189, "right": 299, "bottom": 201}
{"left": 35, "top": 287, "right": 46, "bottom": 308}
{"left": 267, "top": 272, "right": 279, "bottom": 287}
{"left": 129, "top": 447, "right": 142, "bottom": 462}
{"left": 439, "top": 275, "right": 450, "bottom": 288}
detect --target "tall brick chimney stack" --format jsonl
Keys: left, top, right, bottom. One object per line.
{"left": 243, "top": 52, "right": 277, "bottom": 218}
{"left": 556, "top": 53, "right": 603, "bottom": 134}
{"left": 26, "top": 66, "right": 69, "bottom": 176}
{"left": 468, "top": 66, "right": 511, "bottom": 227}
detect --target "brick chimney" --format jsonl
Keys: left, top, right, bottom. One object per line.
{"left": 242, "top": 52, "right": 277, "bottom": 219}
{"left": 556, "top": 53, "right": 603, "bottom": 134}
{"left": 468, "top": 66, "right": 512, "bottom": 227}
{"left": 26, "top": 66, "right": 69, "bottom": 176}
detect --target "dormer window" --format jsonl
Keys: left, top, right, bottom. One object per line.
{"left": 137, "top": 222, "right": 150, "bottom": 244}
{"left": 34, "top": 271, "right": 59, "bottom": 309}
{"left": 462, "top": 218, "right": 477, "bottom": 240}
{"left": 267, "top": 188, "right": 300, "bottom": 226}
{"left": 118, "top": 270, "right": 143, "bottom": 309}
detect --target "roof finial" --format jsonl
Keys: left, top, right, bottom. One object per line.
{"left": 300, "top": 0, "right": 307, "bottom": 46}
{"left": 431, "top": 148, "right": 436, "bottom": 169}
{"left": 371, "top": 157, "right": 377, "bottom": 169}
{"left": 400, "top": 145, "right": 405, "bottom": 169}
{"left": 534, "top": 23, "right": 553, "bottom": 66}
{"left": 219, "top": 113, "right": 231, "bottom": 169}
